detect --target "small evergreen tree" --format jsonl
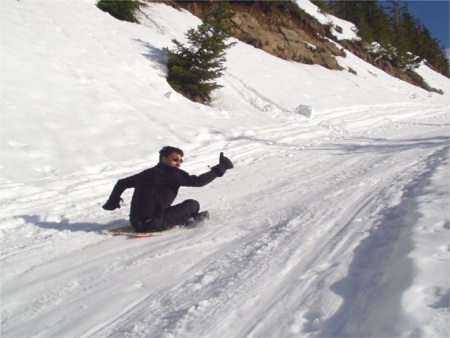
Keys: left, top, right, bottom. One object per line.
{"left": 164, "top": 4, "right": 236, "bottom": 103}
{"left": 97, "top": 0, "right": 145, "bottom": 23}
{"left": 310, "top": 0, "right": 330, "bottom": 13}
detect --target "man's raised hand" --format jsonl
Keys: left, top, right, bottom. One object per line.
{"left": 219, "top": 152, "right": 234, "bottom": 170}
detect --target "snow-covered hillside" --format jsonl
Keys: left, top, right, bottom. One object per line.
{"left": 1, "top": 0, "right": 449, "bottom": 337}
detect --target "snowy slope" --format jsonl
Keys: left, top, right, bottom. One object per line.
{"left": 1, "top": 0, "right": 449, "bottom": 337}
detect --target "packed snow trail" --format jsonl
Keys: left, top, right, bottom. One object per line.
{"left": 1, "top": 104, "right": 448, "bottom": 337}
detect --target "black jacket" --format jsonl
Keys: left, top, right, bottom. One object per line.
{"left": 106, "top": 163, "right": 220, "bottom": 222}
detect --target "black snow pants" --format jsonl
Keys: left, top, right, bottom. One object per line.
{"left": 131, "top": 199, "right": 200, "bottom": 232}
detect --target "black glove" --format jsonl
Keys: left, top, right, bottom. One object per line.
{"left": 102, "top": 199, "right": 122, "bottom": 211}
{"left": 220, "top": 152, "right": 234, "bottom": 169}
{"left": 211, "top": 152, "right": 234, "bottom": 177}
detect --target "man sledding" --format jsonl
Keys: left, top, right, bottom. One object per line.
{"left": 102, "top": 146, "right": 234, "bottom": 232}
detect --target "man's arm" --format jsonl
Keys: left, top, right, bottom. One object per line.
{"left": 181, "top": 170, "right": 219, "bottom": 187}
{"left": 180, "top": 152, "right": 234, "bottom": 187}
{"left": 102, "top": 174, "right": 137, "bottom": 210}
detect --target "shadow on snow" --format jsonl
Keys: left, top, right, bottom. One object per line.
{"left": 318, "top": 146, "right": 449, "bottom": 337}
{"left": 19, "top": 215, "right": 129, "bottom": 233}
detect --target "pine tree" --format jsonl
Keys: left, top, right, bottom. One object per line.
{"left": 310, "top": 0, "right": 329, "bottom": 13}
{"left": 310, "top": 0, "right": 448, "bottom": 76}
{"left": 96, "top": 0, "right": 145, "bottom": 23}
{"left": 165, "top": 4, "right": 236, "bottom": 103}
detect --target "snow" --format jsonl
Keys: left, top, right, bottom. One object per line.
{"left": 1, "top": 0, "right": 449, "bottom": 337}
{"left": 295, "top": 0, "right": 360, "bottom": 42}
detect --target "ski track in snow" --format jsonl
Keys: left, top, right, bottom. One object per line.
{"left": 1, "top": 103, "right": 448, "bottom": 337}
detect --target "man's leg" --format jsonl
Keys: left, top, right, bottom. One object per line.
{"left": 163, "top": 199, "right": 200, "bottom": 229}
{"left": 139, "top": 199, "right": 199, "bottom": 232}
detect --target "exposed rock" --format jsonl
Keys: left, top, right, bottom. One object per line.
{"left": 340, "top": 40, "right": 442, "bottom": 93}
{"left": 172, "top": 1, "right": 345, "bottom": 70}
{"left": 162, "top": 0, "right": 440, "bottom": 93}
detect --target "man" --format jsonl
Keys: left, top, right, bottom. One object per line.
{"left": 102, "top": 146, "right": 234, "bottom": 232}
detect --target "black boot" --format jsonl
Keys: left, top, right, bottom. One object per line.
{"left": 194, "top": 211, "right": 210, "bottom": 222}
{"left": 182, "top": 211, "right": 210, "bottom": 227}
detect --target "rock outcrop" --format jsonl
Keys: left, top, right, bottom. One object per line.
{"left": 164, "top": 0, "right": 441, "bottom": 93}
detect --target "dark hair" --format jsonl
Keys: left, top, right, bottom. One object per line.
{"left": 159, "top": 146, "right": 184, "bottom": 160}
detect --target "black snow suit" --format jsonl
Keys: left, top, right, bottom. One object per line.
{"left": 103, "top": 163, "right": 225, "bottom": 232}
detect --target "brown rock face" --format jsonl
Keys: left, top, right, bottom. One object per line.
{"left": 166, "top": 1, "right": 441, "bottom": 93}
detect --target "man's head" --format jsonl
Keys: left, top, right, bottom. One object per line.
{"left": 159, "top": 146, "right": 184, "bottom": 168}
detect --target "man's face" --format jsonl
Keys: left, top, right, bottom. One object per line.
{"left": 161, "top": 152, "right": 184, "bottom": 168}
